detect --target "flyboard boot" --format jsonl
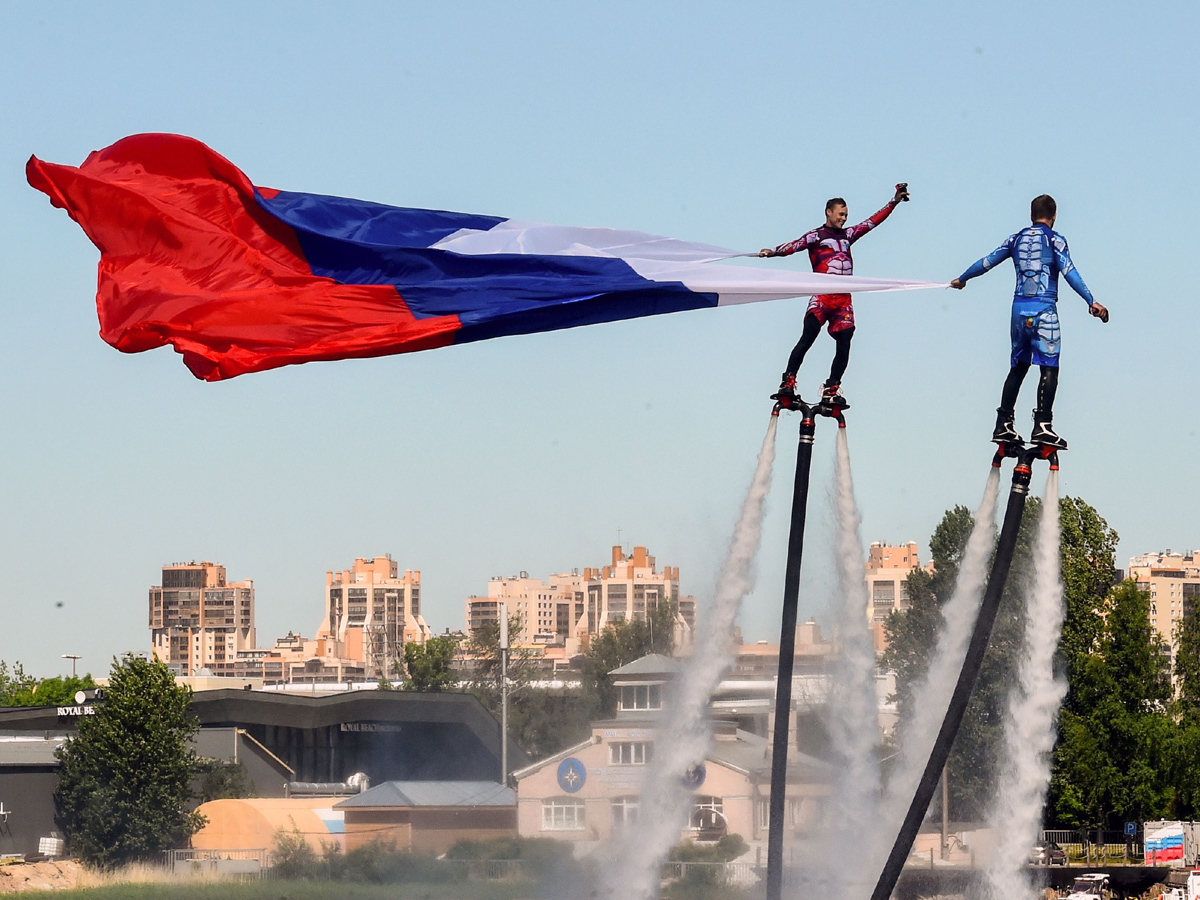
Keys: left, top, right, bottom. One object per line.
{"left": 820, "top": 381, "right": 849, "bottom": 410}
{"left": 1029, "top": 408, "right": 1067, "bottom": 450}
{"left": 991, "top": 407, "right": 1023, "bottom": 444}
{"left": 770, "top": 372, "right": 799, "bottom": 411}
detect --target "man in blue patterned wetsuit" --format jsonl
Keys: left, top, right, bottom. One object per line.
{"left": 951, "top": 194, "right": 1108, "bottom": 450}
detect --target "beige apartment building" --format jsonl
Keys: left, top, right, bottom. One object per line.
{"left": 1129, "top": 551, "right": 1200, "bottom": 663}
{"left": 153, "top": 555, "right": 428, "bottom": 686}
{"left": 464, "top": 545, "right": 696, "bottom": 660}
{"left": 317, "top": 556, "right": 432, "bottom": 681}
{"left": 865, "top": 541, "right": 929, "bottom": 653}
{"left": 150, "top": 561, "right": 255, "bottom": 677}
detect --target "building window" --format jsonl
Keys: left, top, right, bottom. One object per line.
{"left": 757, "top": 800, "right": 770, "bottom": 829}
{"left": 690, "top": 795, "right": 725, "bottom": 831}
{"left": 872, "top": 581, "right": 896, "bottom": 606}
{"left": 619, "top": 684, "right": 662, "bottom": 711}
{"left": 611, "top": 796, "right": 639, "bottom": 827}
{"left": 610, "top": 741, "right": 653, "bottom": 765}
{"left": 789, "top": 797, "right": 820, "bottom": 830}
{"left": 542, "top": 799, "right": 585, "bottom": 831}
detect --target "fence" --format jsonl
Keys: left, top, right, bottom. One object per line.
{"left": 164, "top": 848, "right": 267, "bottom": 879}
{"left": 258, "top": 856, "right": 530, "bottom": 883}
{"left": 662, "top": 861, "right": 762, "bottom": 887}
{"left": 1042, "top": 830, "right": 1144, "bottom": 865}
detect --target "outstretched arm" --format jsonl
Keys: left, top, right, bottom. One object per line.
{"left": 760, "top": 228, "right": 821, "bottom": 258}
{"left": 846, "top": 185, "right": 908, "bottom": 244}
{"left": 1052, "top": 235, "right": 1098, "bottom": 305}
{"left": 950, "top": 235, "right": 1016, "bottom": 289}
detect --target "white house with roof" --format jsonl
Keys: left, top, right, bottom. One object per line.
{"left": 512, "top": 654, "right": 833, "bottom": 852}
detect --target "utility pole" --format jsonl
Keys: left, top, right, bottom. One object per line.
{"left": 941, "top": 768, "right": 949, "bottom": 859}
{"left": 61, "top": 654, "right": 81, "bottom": 679}
{"left": 499, "top": 603, "right": 509, "bottom": 786}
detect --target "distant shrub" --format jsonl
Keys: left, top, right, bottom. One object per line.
{"left": 667, "top": 833, "right": 748, "bottom": 863}
{"left": 444, "top": 836, "right": 577, "bottom": 880}
{"left": 272, "top": 826, "right": 319, "bottom": 879}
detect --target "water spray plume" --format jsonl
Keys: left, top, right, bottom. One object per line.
{"left": 599, "top": 416, "right": 778, "bottom": 900}
{"left": 869, "top": 468, "right": 1002, "bottom": 872}
{"left": 985, "top": 472, "right": 1066, "bottom": 900}
{"left": 824, "top": 428, "right": 883, "bottom": 853}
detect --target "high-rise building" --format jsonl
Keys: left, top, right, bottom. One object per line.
{"left": 1128, "top": 551, "right": 1200, "bottom": 666}
{"left": 150, "top": 561, "right": 255, "bottom": 676}
{"left": 464, "top": 545, "right": 695, "bottom": 659}
{"left": 864, "top": 541, "right": 928, "bottom": 653}
{"left": 318, "top": 556, "right": 431, "bottom": 680}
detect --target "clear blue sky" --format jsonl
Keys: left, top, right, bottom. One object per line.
{"left": 2, "top": 2, "right": 1195, "bottom": 677}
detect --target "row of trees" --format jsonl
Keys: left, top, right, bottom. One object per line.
{"left": 883, "top": 493, "right": 1200, "bottom": 830}
{"left": 0, "top": 660, "right": 95, "bottom": 707}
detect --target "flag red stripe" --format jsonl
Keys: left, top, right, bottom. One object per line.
{"left": 26, "top": 134, "right": 460, "bottom": 381}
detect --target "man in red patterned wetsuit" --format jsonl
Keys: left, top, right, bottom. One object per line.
{"left": 760, "top": 184, "right": 909, "bottom": 409}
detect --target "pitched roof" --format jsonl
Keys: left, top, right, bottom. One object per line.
{"left": 334, "top": 780, "right": 515, "bottom": 809}
{"left": 609, "top": 654, "right": 682, "bottom": 677}
{"left": 510, "top": 736, "right": 595, "bottom": 781}
{"left": 706, "top": 730, "right": 833, "bottom": 778}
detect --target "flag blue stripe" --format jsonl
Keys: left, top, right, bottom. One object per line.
{"left": 254, "top": 190, "right": 718, "bottom": 340}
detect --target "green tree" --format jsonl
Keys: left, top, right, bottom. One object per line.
{"left": 197, "top": 759, "right": 252, "bottom": 802}
{"left": 1058, "top": 497, "right": 1120, "bottom": 705}
{"left": 465, "top": 614, "right": 537, "bottom": 694}
{"left": 0, "top": 661, "right": 98, "bottom": 707}
{"left": 1050, "top": 580, "right": 1173, "bottom": 828}
{"left": 0, "top": 661, "right": 35, "bottom": 706}
{"left": 1170, "top": 603, "right": 1200, "bottom": 816}
{"left": 402, "top": 635, "right": 459, "bottom": 692}
{"left": 502, "top": 688, "right": 597, "bottom": 759}
{"left": 54, "top": 654, "right": 204, "bottom": 866}
{"left": 7, "top": 674, "right": 97, "bottom": 707}
{"left": 882, "top": 505, "right": 986, "bottom": 718}
{"left": 881, "top": 498, "right": 1036, "bottom": 819}
{"left": 1175, "top": 601, "right": 1200, "bottom": 722}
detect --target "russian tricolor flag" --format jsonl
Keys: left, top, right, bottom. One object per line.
{"left": 1148, "top": 823, "right": 1185, "bottom": 862}
{"left": 27, "top": 134, "right": 940, "bottom": 381}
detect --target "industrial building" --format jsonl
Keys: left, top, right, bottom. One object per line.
{"left": 0, "top": 688, "right": 522, "bottom": 858}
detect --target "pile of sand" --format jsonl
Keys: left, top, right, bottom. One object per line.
{"left": 0, "top": 859, "right": 96, "bottom": 892}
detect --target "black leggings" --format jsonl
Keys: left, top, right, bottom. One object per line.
{"left": 786, "top": 313, "right": 854, "bottom": 386}
{"left": 1000, "top": 363, "right": 1058, "bottom": 414}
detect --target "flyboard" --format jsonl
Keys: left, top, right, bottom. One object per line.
{"left": 763, "top": 386, "right": 1062, "bottom": 900}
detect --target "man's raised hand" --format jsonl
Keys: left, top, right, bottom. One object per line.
{"left": 894, "top": 183, "right": 910, "bottom": 203}
{"left": 950, "top": 278, "right": 965, "bottom": 290}
{"left": 759, "top": 248, "right": 776, "bottom": 258}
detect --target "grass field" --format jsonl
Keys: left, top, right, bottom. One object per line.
{"left": 47, "top": 881, "right": 545, "bottom": 900}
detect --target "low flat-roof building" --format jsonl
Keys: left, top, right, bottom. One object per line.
{"left": 0, "top": 735, "right": 64, "bottom": 859}
{"left": 336, "top": 780, "right": 516, "bottom": 854}
{"left": 0, "top": 687, "right": 524, "bottom": 857}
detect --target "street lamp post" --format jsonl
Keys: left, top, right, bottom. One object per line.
{"left": 499, "top": 604, "right": 509, "bottom": 785}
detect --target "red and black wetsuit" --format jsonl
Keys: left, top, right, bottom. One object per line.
{"left": 773, "top": 198, "right": 899, "bottom": 333}
{"left": 774, "top": 197, "right": 900, "bottom": 387}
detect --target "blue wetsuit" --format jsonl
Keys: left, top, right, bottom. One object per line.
{"left": 957, "top": 223, "right": 1094, "bottom": 368}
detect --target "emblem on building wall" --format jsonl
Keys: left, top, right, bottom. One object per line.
{"left": 557, "top": 758, "right": 586, "bottom": 792}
